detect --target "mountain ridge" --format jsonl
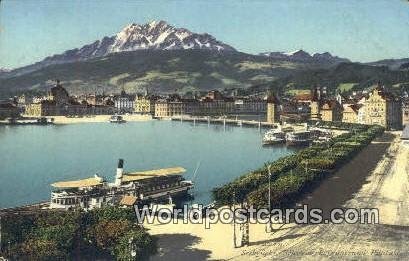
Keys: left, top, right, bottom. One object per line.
{"left": 0, "top": 20, "right": 236, "bottom": 79}
{"left": 259, "top": 50, "right": 350, "bottom": 64}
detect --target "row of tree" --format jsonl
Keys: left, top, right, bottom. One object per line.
{"left": 212, "top": 123, "right": 385, "bottom": 208}
{"left": 0, "top": 207, "right": 157, "bottom": 260}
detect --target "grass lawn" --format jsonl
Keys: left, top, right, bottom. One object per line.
{"left": 337, "top": 83, "right": 356, "bottom": 92}
{"left": 286, "top": 89, "right": 311, "bottom": 95}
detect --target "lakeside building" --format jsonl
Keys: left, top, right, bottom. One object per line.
{"left": 320, "top": 100, "right": 343, "bottom": 122}
{"left": 192, "top": 90, "right": 233, "bottom": 116}
{"left": 25, "top": 81, "right": 115, "bottom": 116}
{"left": 301, "top": 87, "right": 352, "bottom": 123}
{"left": 79, "top": 93, "right": 114, "bottom": 107}
{"left": 151, "top": 90, "right": 268, "bottom": 117}
{"left": 310, "top": 87, "right": 322, "bottom": 120}
{"left": 342, "top": 104, "right": 363, "bottom": 123}
{"left": 134, "top": 94, "right": 157, "bottom": 114}
{"left": 114, "top": 89, "right": 135, "bottom": 114}
{"left": 0, "top": 102, "right": 20, "bottom": 119}
{"left": 364, "top": 84, "right": 402, "bottom": 130}
{"left": 279, "top": 99, "right": 308, "bottom": 123}
{"left": 266, "top": 92, "right": 280, "bottom": 123}
{"left": 195, "top": 96, "right": 234, "bottom": 115}
{"left": 154, "top": 96, "right": 187, "bottom": 117}
{"left": 234, "top": 98, "right": 266, "bottom": 114}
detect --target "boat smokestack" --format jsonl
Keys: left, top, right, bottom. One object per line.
{"left": 115, "top": 159, "right": 124, "bottom": 186}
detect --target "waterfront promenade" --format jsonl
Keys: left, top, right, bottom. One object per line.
{"left": 47, "top": 114, "right": 152, "bottom": 124}
{"left": 170, "top": 115, "right": 276, "bottom": 129}
{"left": 145, "top": 132, "right": 409, "bottom": 260}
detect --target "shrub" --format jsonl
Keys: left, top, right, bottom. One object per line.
{"left": 114, "top": 229, "right": 157, "bottom": 261}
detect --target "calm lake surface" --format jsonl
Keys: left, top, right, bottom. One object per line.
{"left": 0, "top": 121, "right": 296, "bottom": 208}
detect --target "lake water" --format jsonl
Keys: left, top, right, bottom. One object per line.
{"left": 0, "top": 121, "right": 296, "bottom": 208}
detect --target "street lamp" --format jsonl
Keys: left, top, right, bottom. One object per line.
{"left": 129, "top": 237, "right": 137, "bottom": 259}
{"left": 233, "top": 190, "right": 238, "bottom": 248}
{"left": 265, "top": 164, "right": 273, "bottom": 233}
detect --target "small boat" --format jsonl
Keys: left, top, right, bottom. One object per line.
{"left": 109, "top": 115, "right": 126, "bottom": 123}
{"left": 262, "top": 129, "right": 286, "bottom": 145}
{"left": 310, "top": 127, "right": 333, "bottom": 143}
{"left": 286, "top": 131, "right": 312, "bottom": 146}
{"left": 281, "top": 126, "right": 295, "bottom": 133}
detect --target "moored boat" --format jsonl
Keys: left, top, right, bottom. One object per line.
{"left": 262, "top": 129, "right": 286, "bottom": 145}
{"left": 286, "top": 131, "right": 312, "bottom": 146}
{"left": 109, "top": 115, "right": 126, "bottom": 123}
{"left": 49, "top": 159, "right": 193, "bottom": 210}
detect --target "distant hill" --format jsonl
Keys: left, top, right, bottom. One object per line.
{"left": 365, "top": 58, "right": 409, "bottom": 70}
{"left": 0, "top": 50, "right": 325, "bottom": 97}
{"left": 265, "top": 62, "right": 409, "bottom": 94}
{"left": 1, "top": 50, "right": 409, "bottom": 98}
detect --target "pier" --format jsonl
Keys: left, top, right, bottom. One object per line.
{"left": 0, "top": 201, "right": 50, "bottom": 216}
{"left": 170, "top": 115, "right": 277, "bottom": 129}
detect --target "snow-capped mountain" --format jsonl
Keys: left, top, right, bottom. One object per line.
{"left": 2, "top": 20, "right": 235, "bottom": 78}
{"left": 42, "top": 20, "right": 235, "bottom": 64}
{"left": 260, "top": 49, "right": 350, "bottom": 64}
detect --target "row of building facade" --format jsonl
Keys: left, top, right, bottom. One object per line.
{"left": 266, "top": 84, "right": 405, "bottom": 130}
{"left": 3, "top": 80, "right": 408, "bottom": 130}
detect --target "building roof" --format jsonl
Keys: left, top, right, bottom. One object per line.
{"left": 119, "top": 195, "right": 138, "bottom": 206}
{"left": 51, "top": 176, "right": 103, "bottom": 188}
{"left": 349, "top": 104, "right": 363, "bottom": 113}
{"left": 311, "top": 87, "right": 320, "bottom": 102}
{"left": 122, "top": 167, "right": 186, "bottom": 183}
{"left": 372, "top": 83, "right": 399, "bottom": 101}
{"left": 321, "top": 100, "right": 340, "bottom": 110}
{"left": 294, "top": 93, "right": 313, "bottom": 101}
{"left": 266, "top": 92, "right": 280, "bottom": 104}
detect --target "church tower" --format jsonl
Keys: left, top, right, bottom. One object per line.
{"left": 266, "top": 91, "right": 280, "bottom": 124}
{"left": 310, "top": 87, "right": 321, "bottom": 120}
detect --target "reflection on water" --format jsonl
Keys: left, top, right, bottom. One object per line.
{"left": 0, "top": 121, "right": 296, "bottom": 208}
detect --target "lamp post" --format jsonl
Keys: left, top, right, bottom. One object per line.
{"left": 233, "top": 190, "right": 237, "bottom": 248}
{"left": 265, "top": 164, "right": 273, "bottom": 233}
{"left": 129, "top": 237, "right": 137, "bottom": 260}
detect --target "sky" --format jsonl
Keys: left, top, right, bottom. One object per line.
{"left": 0, "top": 0, "right": 409, "bottom": 69}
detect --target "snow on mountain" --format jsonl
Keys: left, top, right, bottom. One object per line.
{"left": 260, "top": 49, "right": 350, "bottom": 64}
{"left": 3, "top": 20, "right": 236, "bottom": 78}
{"left": 109, "top": 20, "right": 234, "bottom": 53}
{"left": 43, "top": 20, "right": 235, "bottom": 64}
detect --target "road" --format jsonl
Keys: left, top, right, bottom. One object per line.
{"left": 146, "top": 132, "right": 409, "bottom": 260}
{"left": 236, "top": 132, "right": 409, "bottom": 259}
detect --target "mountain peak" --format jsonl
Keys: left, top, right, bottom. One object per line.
{"left": 14, "top": 20, "right": 236, "bottom": 75}
{"left": 148, "top": 20, "right": 168, "bottom": 27}
{"left": 108, "top": 20, "right": 234, "bottom": 53}
{"left": 284, "top": 49, "right": 310, "bottom": 56}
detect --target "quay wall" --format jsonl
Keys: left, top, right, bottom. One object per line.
{"left": 46, "top": 114, "right": 152, "bottom": 124}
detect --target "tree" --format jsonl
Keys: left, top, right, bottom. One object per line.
{"left": 87, "top": 219, "right": 132, "bottom": 252}
{"left": 114, "top": 229, "right": 157, "bottom": 261}
{"left": 12, "top": 239, "right": 65, "bottom": 260}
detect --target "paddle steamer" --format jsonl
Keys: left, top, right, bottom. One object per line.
{"left": 49, "top": 159, "right": 193, "bottom": 210}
